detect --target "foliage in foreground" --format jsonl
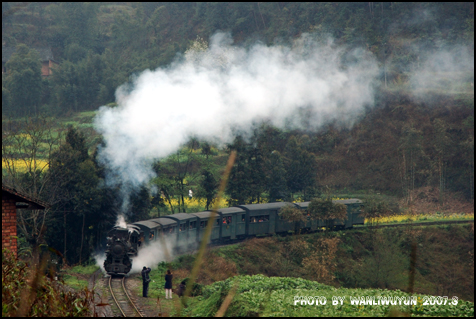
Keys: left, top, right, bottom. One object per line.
{"left": 2, "top": 249, "right": 96, "bottom": 317}
{"left": 186, "top": 275, "right": 474, "bottom": 317}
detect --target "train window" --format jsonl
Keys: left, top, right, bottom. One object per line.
{"left": 190, "top": 221, "right": 196, "bottom": 229}
{"left": 223, "top": 217, "right": 227, "bottom": 224}
{"left": 227, "top": 216, "right": 232, "bottom": 224}
{"left": 149, "top": 233, "right": 154, "bottom": 240}
{"left": 241, "top": 214, "right": 245, "bottom": 222}
{"left": 179, "top": 223, "right": 185, "bottom": 232}
{"left": 252, "top": 215, "right": 269, "bottom": 223}
{"left": 216, "top": 219, "right": 220, "bottom": 226}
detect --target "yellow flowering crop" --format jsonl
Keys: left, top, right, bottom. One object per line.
{"left": 2, "top": 158, "right": 49, "bottom": 172}
{"left": 368, "top": 212, "right": 474, "bottom": 224}
{"left": 165, "top": 196, "right": 228, "bottom": 210}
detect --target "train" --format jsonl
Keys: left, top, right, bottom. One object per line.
{"left": 104, "top": 224, "right": 141, "bottom": 275}
{"left": 104, "top": 199, "right": 364, "bottom": 275}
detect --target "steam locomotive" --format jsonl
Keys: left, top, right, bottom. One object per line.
{"left": 105, "top": 199, "right": 363, "bottom": 275}
{"left": 104, "top": 225, "right": 142, "bottom": 275}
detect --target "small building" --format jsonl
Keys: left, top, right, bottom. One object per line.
{"left": 2, "top": 46, "right": 58, "bottom": 77}
{"left": 2, "top": 184, "right": 48, "bottom": 257}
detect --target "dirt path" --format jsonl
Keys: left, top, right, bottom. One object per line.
{"left": 125, "top": 273, "right": 183, "bottom": 317}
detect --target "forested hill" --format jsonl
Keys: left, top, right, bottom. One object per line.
{"left": 2, "top": 2, "right": 474, "bottom": 116}
{"left": 2, "top": 2, "right": 474, "bottom": 266}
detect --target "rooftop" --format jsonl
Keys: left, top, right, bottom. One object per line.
{"left": 2, "top": 184, "right": 49, "bottom": 209}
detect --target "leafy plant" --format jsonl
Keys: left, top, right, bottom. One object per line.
{"left": 2, "top": 249, "right": 97, "bottom": 317}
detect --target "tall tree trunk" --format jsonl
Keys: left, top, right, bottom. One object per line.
{"left": 80, "top": 212, "right": 85, "bottom": 264}
{"left": 257, "top": 2, "right": 266, "bottom": 28}
{"left": 63, "top": 208, "right": 67, "bottom": 265}
{"left": 252, "top": 10, "right": 260, "bottom": 31}
{"left": 180, "top": 180, "right": 185, "bottom": 213}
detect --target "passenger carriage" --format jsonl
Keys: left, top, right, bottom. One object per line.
{"left": 217, "top": 207, "right": 246, "bottom": 240}
{"left": 107, "top": 198, "right": 365, "bottom": 275}
{"left": 161, "top": 213, "right": 199, "bottom": 251}
{"left": 236, "top": 202, "right": 288, "bottom": 236}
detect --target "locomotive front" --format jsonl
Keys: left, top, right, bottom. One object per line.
{"left": 104, "top": 225, "right": 142, "bottom": 275}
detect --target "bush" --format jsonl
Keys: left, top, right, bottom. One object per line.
{"left": 2, "top": 249, "right": 96, "bottom": 317}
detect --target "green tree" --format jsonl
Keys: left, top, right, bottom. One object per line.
{"left": 361, "top": 197, "right": 399, "bottom": 226}
{"left": 247, "top": 144, "right": 266, "bottom": 204}
{"left": 2, "top": 87, "right": 12, "bottom": 116}
{"left": 226, "top": 136, "right": 251, "bottom": 206}
{"left": 50, "top": 61, "right": 81, "bottom": 113}
{"left": 4, "top": 44, "right": 42, "bottom": 117}
{"left": 308, "top": 197, "right": 347, "bottom": 229}
{"left": 47, "top": 127, "right": 101, "bottom": 264}
{"left": 2, "top": 116, "right": 66, "bottom": 251}
{"left": 398, "top": 124, "right": 424, "bottom": 203}
{"left": 461, "top": 116, "right": 474, "bottom": 201}
{"left": 151, "top": 161, "right": 178, "bottom": 214}
{"left": 284, "top": 136, "right": 317, "bottom": 201}
{"left": 266, "top": 151, "right": 288, "bottom": 202}
{"left": 198, "top": 169, "right": 218, "bottom": 210}
{"left": 433, "top": 119, "right": 451, "bottom": 203}
{"left": 129, "top": 185, "right": 152, "bottom": 222}
{"left": 278, "top": 204, "right": 306, "bottom": 234}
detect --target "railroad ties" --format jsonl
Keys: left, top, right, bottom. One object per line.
{"left": 108, "top": 276, "right": 145, "bottom": 317}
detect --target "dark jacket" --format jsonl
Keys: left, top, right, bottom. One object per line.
{"left": 142, "top": 267, "right": 151, "bottom": 282}
{"left": 164, "top": 274, "right": 173, "bottom": 289}
{"left": 177, "top": 282, "right": 186, "bottom": 297}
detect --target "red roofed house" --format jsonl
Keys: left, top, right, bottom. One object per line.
{"left": 2, "top": 184, "right": 48, "bottom": 257}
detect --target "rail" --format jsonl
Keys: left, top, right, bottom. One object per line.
{"left": 108, "top": 276, "right": 144, "bottom": 317}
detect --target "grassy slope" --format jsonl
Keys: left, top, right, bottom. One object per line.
{"left": 184, "top": 275, "right": 474, "bottom": 317}
{"left": 62, "top": 264, "right": 99, "bottom": 291}
{"left": 61, "top": 223, "right": 474, "bottom": 316}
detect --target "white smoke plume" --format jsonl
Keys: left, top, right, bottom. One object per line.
{"left": 94, "top": 32, "right": 379, "bottom": 196}
{"left": 94, "top": 252, "right": 106, "bottom": 274}
{"left": 409, "top": 45, "right": 474, "bottom": 97}
{"left": 115, "top": 214, "right": 127, "bottom": 228}
{"left": 129, "top": 240, "right": 173, "bottom": 274}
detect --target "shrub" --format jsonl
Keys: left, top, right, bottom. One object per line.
{"left": 2, "top": 249, "right": 96, "bottom": 317}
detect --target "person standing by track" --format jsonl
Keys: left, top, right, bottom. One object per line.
{"left": 164, "top": 270, "right": 173, "bottom": 299}
{"left": 141, "top": 266, "right": 151, "bottom": 297}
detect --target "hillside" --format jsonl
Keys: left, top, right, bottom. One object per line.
{"left": 113, "top": 224, "right": 474, "bottom": 316}
{"left": 2, "top": 2, "right": 474, "bottom": 117}
{"left": 2, "top": 1, "right": 474, "bottom": 278}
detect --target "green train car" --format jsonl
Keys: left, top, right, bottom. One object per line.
{"left": 107, "top": 199, "right": 364, "bottom": 275}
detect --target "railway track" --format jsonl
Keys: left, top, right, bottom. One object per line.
{"left": 108, "top": 276, "right": 144, "bottom": 317}
{"left": 355, "top": 219, "right": 474, "bottom": 230}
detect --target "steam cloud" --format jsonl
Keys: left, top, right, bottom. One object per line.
{"left": 129, "top": 240, "right": 174, "bottom": 274}
{"left": 94, "top": 32, "right": 378, "bottom": 198}
{"left": 409, "top": 45, "right": 474, "bottom": 97}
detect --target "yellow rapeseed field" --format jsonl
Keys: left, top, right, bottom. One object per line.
{"left": 166, "top": 196, "right": 351, "bottom": 210}
{"left": 370, "top": 212, "right": 474, "bottom": 224}
{"left": 2, "top": 158, "right": 49, "bottom": 172}
{"left": 166, "top": 197, "right": 229, "bottom": 210}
